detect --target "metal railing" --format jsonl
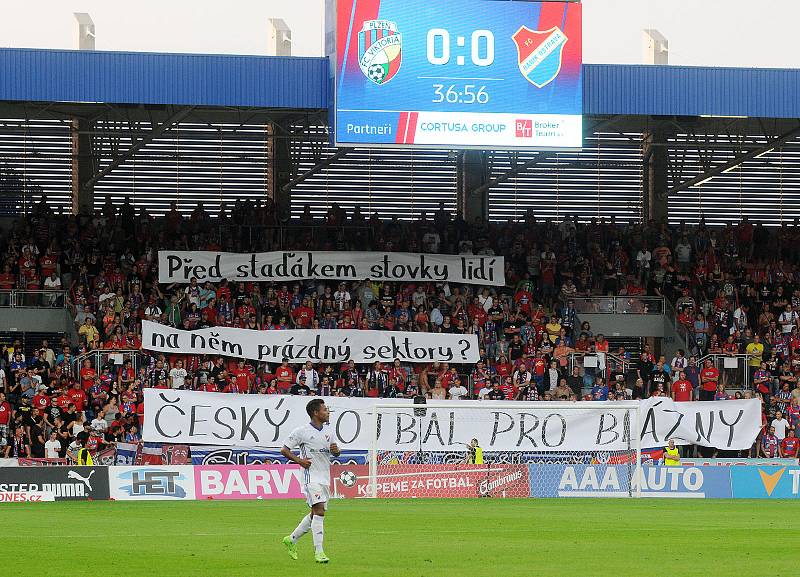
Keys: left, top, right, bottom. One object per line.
{"left": 664, "top": 297, "right": 692, "bottom": 351}
{"left": 567, "top": 351, "right": 633, "bottom": 390}
{"left": 71, "top": 348, "right": 149, "bottom": 377}
{"left": 570, "top": 296, "right": 665, "bottom": 315}
{"left": 696, "top": 353, "right": 756, "bottom": 391}
{"left": 217, "top": 223, "right": 374, "bottom": 251}
{"left": 0, "top": 290, "right": 67, "bottom": 308}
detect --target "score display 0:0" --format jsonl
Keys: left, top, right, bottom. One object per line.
{"left": 432, "top": 84, "right": 490, "bottom": 104}
{"left": 427, "top": 29, "right": 495, "bottom": 67}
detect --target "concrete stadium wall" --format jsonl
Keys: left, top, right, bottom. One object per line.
{"left": 0, "top": 307, "right": 73, "bottom": 335}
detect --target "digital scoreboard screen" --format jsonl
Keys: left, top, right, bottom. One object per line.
{"left": 334, "top": 0, "right": 582, "bottom": 149}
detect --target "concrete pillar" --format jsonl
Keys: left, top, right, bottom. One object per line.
{"left": 271, "top": 122, "right": 293, "bottom": 219}
{"left": 268, "top": 19, "right": 292, "bottom": 56}
{"left": 74, "top": 13, "right": 95, "bottom": 50}
{"left": 72, "top": 13, "right": 95, "bottom": 214}
{"left": 643, "top": 130, "right": 669, "bottom": 223}
{"left": 71, "top": 119, "right": 93, "bottom": 215}
{"left": 458, "top": 150, "right": 489, "bottom": 223}
{"left": 643, "top": 29, "right": 668, "bottom": 65}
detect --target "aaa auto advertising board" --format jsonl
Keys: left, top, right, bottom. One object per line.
{"left": 530, "top": 465, "right": 733, "bottom": 498}
{"left": 331, "top": 463, "right": 530, "bottom": 498}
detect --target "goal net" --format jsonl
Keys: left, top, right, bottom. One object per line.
{"left": 331, "top": 401, "right": 642, "bottom": 499}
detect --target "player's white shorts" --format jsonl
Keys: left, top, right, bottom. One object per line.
{"left": 303, "top": 483, "right": 329, "bottom": 509}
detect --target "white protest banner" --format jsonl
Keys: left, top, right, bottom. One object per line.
{"left": 158, "top": 250, "right": 504, "bottom": 285}
{"left": 141, "top": 320, "right": 479, "bottom": 364}
{"left": 142, "top": 391, "right": 762, "bottom": 452}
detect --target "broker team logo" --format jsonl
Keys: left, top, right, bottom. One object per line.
{"left": 512, "top": 25, "right": 568, "bottom": 88}
{"left": 515, "top": 119, "right": 533, "bottom": 138}
{"left": 358, "top": 20, "right": 402, "bottom": 85}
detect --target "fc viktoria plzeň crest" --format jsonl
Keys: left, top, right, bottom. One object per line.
{"left": 358, "top": 20, "right": 402, "bottom": 85}
{"left": 512, "top": 26, "right": 568, "bottom": 88}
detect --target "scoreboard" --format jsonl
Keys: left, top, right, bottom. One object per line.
{"left": 334, "top": 0, "right": 583, "bottom": 149}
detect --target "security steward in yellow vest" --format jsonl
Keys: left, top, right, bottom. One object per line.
{"left": 467, "top": 438, "right": 483, "bottom": 464}
{"left": 76, "top": 440, "right": 94, "bottom": 465}
{"left": 663, "top": 438, "right": 680, "bottom": 466}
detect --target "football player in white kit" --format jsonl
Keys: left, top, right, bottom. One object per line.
{"left": 281, "top": 398, "right": 340, "bottom": 563}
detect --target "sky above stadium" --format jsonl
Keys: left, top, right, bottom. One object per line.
{"left": 0, "top": 0, "right": 797, "bottom": 68}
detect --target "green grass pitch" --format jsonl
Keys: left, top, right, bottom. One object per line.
{"left": 6, "top": 498, "right": 798, "bottom": 576}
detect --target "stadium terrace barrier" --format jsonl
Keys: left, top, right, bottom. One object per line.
{"left": 0, "top": 466, "right": 109, "bottom": 501}
{"left": 331, "top": 464, "right": 531, "bottom": 499}
{"left": 570, "top": 297, "right": 665, "bottom": 315}
{"left": 4, "top": 464, "right": 800, "bottom": 501}
{"left": 194, "top": 465, "right": 304, "bottom": 500}
{"left": 529, "top": 464, "right": 800, "bottom": 499}
{"left": 729, "top": 466, "right": 800, "bottom": 499}
{"left": 530, "top": 464, "right": 734, "bottom": 498}
{"left": 0, "top": 289, "right": 67, "bottom": 308}
{"left": 106, "top": 464, "right": 306, "bottom": 501}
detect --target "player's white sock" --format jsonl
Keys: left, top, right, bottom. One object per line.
{"left": 311, "top": 515, "right": 325, "bottom": 553}
{"left": 290, "top": 513, "right": 312, "bottom": 543}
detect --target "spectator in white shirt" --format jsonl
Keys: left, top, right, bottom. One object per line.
{"left": 91, "top": 412, "right": 108, "bottom": 433}
{"left": 636, "top": 246, "right": 651, "bottom": 282}
{"left": 296, "top": 361, "right": 320, "bottom": 391}
{"left": 670, "top": 349, "right": 688, "bottom": 383}
{"left": 44, "top": 432, "right": 61, "bottom": 459}
{"left": 169, "top": 360, "right": 188, "bottom": 389}
{"left": 779, "top": 305, "right": 798, "bottom": 334}
{"left": 412, "top": 287, "right": 427, "bottom": 309}
{"left": 478, "top": 288, "right": 494, "bottom": 312}
{"left": 98, "top": 286, "right": 115, "bottom": 306}
{"left": 422, "top": 229, "right": 440, "bottom": 253}
{"left": 43, "top": 272, "right": 62, "bottom": 306}
{"left": 448, "top": 379, "right": 468, "bottom": 400}
{"left": 772, "top": 411, "right": 790, "bottom": 440}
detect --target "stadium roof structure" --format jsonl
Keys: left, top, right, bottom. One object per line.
{"left": 1, "top": 47, "right": 799, "bottom": 225}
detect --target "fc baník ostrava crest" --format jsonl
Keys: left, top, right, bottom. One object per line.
{"left": 512, "top": 25, "right": 568, "bottom": 88}
{"left": 358, "top": 20, "right": 402, "bottom": 85}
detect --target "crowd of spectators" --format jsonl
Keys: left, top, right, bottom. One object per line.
{"left": 1, "top": 197, "right": 800, "bottom": 460}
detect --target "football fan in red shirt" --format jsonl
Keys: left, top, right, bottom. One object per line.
{"left": 223, "top": 376, "right": 248, "bottom": 395}
{"left": 231, "top": 360, "right": 255, "bottom": 392}
{"left": 275, "top": 358, "right": 295, "bottom": 393}
{"left": 0, "top": 393, "right": 11, "bottom": 430}
{"left": 68, "top": 383, "right": 88, "bottom": 413}
{"left": 55, "top": 388, "right": 72, "bottom": 412}
{"left": 32, "top": 386, "right": 51, "bottom": 411}
{"left": 199, "top": 380, "right": 218, "bottom": 393}
{"left": 79, "top": 359, "right": 97, "bottom": 391}
{"left": 760, "top": 426, "right": 780, "bottom": 458}
{"left": 671, "top": 372, "right": 694, "bottom": 402}
{"left": 0, "top": 264, "right": 16, "bottom": 291}
{"left": 291, "top": 298, "right": 314, "bottom": 328}
{"left": 780, "top": 429, "right": 799, "bottom": 459}
{"left": 699, "top": 359, "right": 719, "bottom": 401}
{"left": 39, "top": 249, "right": 58, "bottom": 277}
{"left": 495, "top": 355, "right": 513, "bottom": 380}
{"left": 237, "top": 297, "right": 257, "bottom": 320}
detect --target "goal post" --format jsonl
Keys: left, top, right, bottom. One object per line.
{"left": 360, "top": 401, "right": 642, "bottom": 499}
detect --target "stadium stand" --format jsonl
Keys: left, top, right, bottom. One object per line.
{"left": 1, "top": 201, "right": 798, "bottom": 460}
